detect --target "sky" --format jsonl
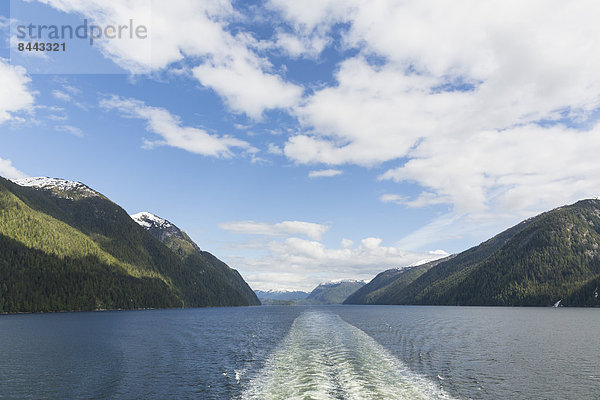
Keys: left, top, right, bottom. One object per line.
{"left": 2, "top": 0, "right": 600, "bottom": 291}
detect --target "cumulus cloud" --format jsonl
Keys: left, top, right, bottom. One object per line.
{"left": 100, "top": 95, "right": 252, "bottom": 157}
{"left": 308, "top": 169, "right": 342, "bottom": 178}
{"left": 272, "top": 0, "right": 600, "bottom": 239}
{"left": 0, "top": 158, "right": 27, "bottom": 180}
{"left": 38, "top": 0, "right": 303, "bottom": 118}
{"left": 219, "top": 219, "right": 449, "bottom": 291}
{"left": 286, "top": 57, "right": 440, "bottom": 166}
{"left": 272, "top": 31, "right": 330, "bottom": 59}
{"left": 192, "top": 59, "right": 301, "bottom": 118}
{"left": 36, "top": 1, "right": 600, "bottom": 214}
{"left": 219, "top": 220, "right": 330, "bottom": 241}
{"left": 380, "top": 124, "right": 600, "bottom": 214}
{"left": 266, "top": 0, "right": 349, "bottom": 59}
{"left": 229, "top": 236, "right": 448, "bottom": 291}
{"left": 0, "top": 60, "right": 34, "bottom": 124}
{"left": 341, "top": 238, "right": 354, "bottom": 248}
{"left": 34, "top": 0, "right": 600, "bottom": 253}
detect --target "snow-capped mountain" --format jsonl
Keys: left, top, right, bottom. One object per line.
{"left": 129, "top": 210, "right": 259, "bottom": 304}
{"left": 131, "top": 211, "right": 174, "bottom": 230}
{"left": 316, "top": 279, "right": 366, "bottom": 287}
{"left": 0, "top": 175, "right": 260, "bottom": 309}
{"left": 12, "top": 177, "right": 101, "bottom": 200}
{"left": 131, "top": 211, "right": 193, "bottom": 246}
{"left": 254, "top": 289, "right": 310, "bottom": 301}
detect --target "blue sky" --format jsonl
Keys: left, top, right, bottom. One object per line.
{"left": 2, "top": 0, "right": 600, "bottom": 290}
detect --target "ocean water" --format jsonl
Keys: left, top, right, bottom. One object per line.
{"left": 0, "top": 305, "right": 598, "bottom": 399}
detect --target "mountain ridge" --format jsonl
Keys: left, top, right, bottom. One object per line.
{"left": 254, "top": 289, "right": 309, "bottom": 301}
{"left": 13, "top": 177, "right": 104, "bottom": 200}
{"left": 0, "top": 176, "right": 259, "bottom": 312}
{"left": 345, "top": 199, "right": 600, "bottom": 307}
{"left": 304, "top": 280, "right": 365, "bottom": 304}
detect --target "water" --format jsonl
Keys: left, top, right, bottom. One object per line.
{"left": 0, "top": 306, "right": 598, "bottom": 399}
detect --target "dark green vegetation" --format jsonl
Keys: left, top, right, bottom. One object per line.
{"left": 0, "top": 177, "right": 259, "bottom": 313}
{"left": 345, "top": 200, "right": 600, "bottom": 307}
{"left": 133, "top": 212, "right": 259, "bottom": 308}
{"left": 344, "top": 257, "right": 452, "bottom": 304}
{"left": 303, "top": 280, "right": 365, "bottom": 304}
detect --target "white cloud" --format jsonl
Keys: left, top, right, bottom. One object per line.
{"left": 273, "top": 31, "right": 329, "bottom": 59}
{"left": 266, "top": 0, "right": 344, "bottom": 60}
{"left": 62, "top": 85, "right": 82, "bottom": 96}
{"left": 192, "top": 59, "right": 302, "bottom": 118}
{"left": 285, "top": 57, "right": 441, "bottom": 166}
{"left": 0, "top": 158, "right": 27, "bottom": 180}
{"left": 380, "top": 124, "right": 600, "bottom": 215}
{"left": 230, "top": 236, "right": 448, "bottom": 291}
{"left": 271, "top": 0, "right": 600, "bottom": 243}
{"left": 100, "top": 95, "right": 252, "bottom": 157}
{"left": 0, "top": 60, "right": 34, "bottom": 124}
{"left": 379, "top": 194, "right": 405, "bottom": 204}
{"left": 268, "top": 0, "right": 351, "bottom": 32}
{"left": 380, "top": 192, "right": 450, "bottom": 208}
{"left": 47, "top": 114, "right": 68, "bottom": 121}
{"left": 219, "top": 220, "right": 330, "bottom": 241}
{"left": 267, "top": 143, "right": 284, "bottom": 155}
{"left": 51, "top": 90, "right": 71, "bottom": 102}
{"left": 308, "top": 168, "right": 342, "bottom": 178}
{"left": 31, "top": 0, "right": 600, "bottom": 257}
{"left": 51, "top": 85, "right": 88, "bottom": 110}
{"left": 55, "top": 125, "right": 83, "bottom": 137}
{"left": 38, "top": 0, "right": 303, "bottom": 118}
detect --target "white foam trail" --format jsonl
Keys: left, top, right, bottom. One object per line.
{"left": 242, "top": 310, "right": 454, "bottom": 400}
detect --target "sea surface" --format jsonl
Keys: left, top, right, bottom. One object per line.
{"left": 0, "top": 305, "right": 598, "bottom": 399}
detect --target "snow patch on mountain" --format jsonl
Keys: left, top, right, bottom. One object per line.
{"left": 317, "top": 279, "right": 365, "bottom": 287}
{"left": 131, "top": 212, "right": 174, "bottom": 230}
{"left": 254, "top": 289, "right": 310, "bottom": 301}
{"left": 12, "top": 177, "right": 100, "bottom": 199}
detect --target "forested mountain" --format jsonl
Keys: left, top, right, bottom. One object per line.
{"left": 344, "top": 257, "right": 452, "bottom": 304}
{"left": 0, "top": 176, "right": 259, "bottom": 313}
{"left": 345, "top": 200, "right": 600, "bottom": 307}
{"left": 303, "top": 280, "right": 365, "bottom": 304}
{"left": 131, "top": 211, "right": 259, "bottom": 307}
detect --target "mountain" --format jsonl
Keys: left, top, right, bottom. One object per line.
{"left": 0, "top": 176, "right": 259, "bottom": 312}
{"left": 344, "top": 257, "right": 453, "bottom": 304}
{"left": 12, "top": 177, "right": 102, "bottom": 200}
{"left": 345, "top": 199, "right": 600, "bottom": 307}
{"left": 254, "top": 289, "right": 309, "bottom": 301}
{"left": 130, "top": 211, "right": 260, "bottom": 307}
{"left": 304, "top": 280, "right": 366, "bottom": 304}
{"left": 254, "top": 289, "right": 310, "bottom": 305}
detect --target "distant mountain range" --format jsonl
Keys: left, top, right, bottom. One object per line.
{"left": 0, "top": 176, "right": 259, "bottom": 313}
{"left": 346, "top": 199, "right": 600, "bottom": 307}
{"left": 258, "top": 280, "right": 366, "bottom": 305}
{"left": 254, "top": 289, "right": 310, "bottom": 301}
